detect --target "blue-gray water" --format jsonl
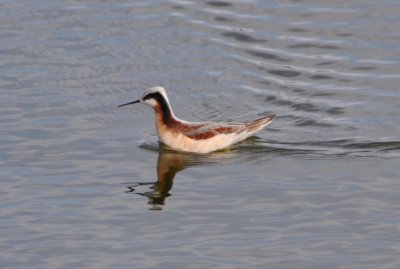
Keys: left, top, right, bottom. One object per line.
{"left": 1, "top": 0, "right": 400, "bottom": 268}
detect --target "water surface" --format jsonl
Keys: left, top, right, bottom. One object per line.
{"left": 1, "top": 0, "right": 400, "bottom": 268}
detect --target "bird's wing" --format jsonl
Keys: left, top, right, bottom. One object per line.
{"left": 183, "top": 122, "right": 246, "bottom": 140}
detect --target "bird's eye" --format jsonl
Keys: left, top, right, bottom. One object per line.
{"left": 143, "top": 94, "right": 152, "bottom": 100}
{"left": 143, "top": 92, "right": 159, "bottom": 101}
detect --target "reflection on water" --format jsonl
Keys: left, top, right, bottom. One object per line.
{"left": 125, "top": 144, "right": 232, "bottom": 210}
{"left": 126, "top": 146, "right": 186, "bottom": 210}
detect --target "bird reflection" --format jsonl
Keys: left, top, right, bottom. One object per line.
{"left": 126, "top": 144, "right": 233, "bottom": 210}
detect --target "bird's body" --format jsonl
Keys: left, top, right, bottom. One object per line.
{"left": 118, "top": 87, "right": 275, "bottom": 154}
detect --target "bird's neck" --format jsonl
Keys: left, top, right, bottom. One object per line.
{"left": 153, "top": 101, "right": 179, "bottom": 129}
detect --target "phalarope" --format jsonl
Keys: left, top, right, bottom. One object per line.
{"left": 118, "top": 87, "right": 275, "bottom": 154}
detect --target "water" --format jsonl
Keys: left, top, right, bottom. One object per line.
{"left": 1, "top": 0, "right": 400, "bottom": 268}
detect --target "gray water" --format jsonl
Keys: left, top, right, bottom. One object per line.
{"left": 1, "top": 0, "right": 400, "bottom": 268}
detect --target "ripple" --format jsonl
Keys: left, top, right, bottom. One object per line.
{"left": 291, "top": 102, "right": 320, "bottom": 112}
{"left": 286, "top": 27, "right": 309, "bottom": 33}
{"left": 263, "top": 139, "right": 400, "bottom": 158}
{"left": 246, "top": 50, "right": 291, "bottom": 62}
{"left": 221, "top": 31, "right": 264, "bottom": 43}
{"left": 288, "top": 43, "right": 341, "bottom": 50}
{"left": 325, "top": 107, "right": 345, "bottom": 115}
{"left": 309, "top": 74, "right": 334, "bottom": 80}
{"left": 206, "top": 1, "right": 232, "bottom": 7}
{"left": 351, "top": 66, "right": 377, "bottom": 71}
{"left": 267, "top": 69, "right": 302, "bottom": 78}
{"left": 315, "top": 61, "right": 337, "bottom": 66}
{"left": 214, "top": 16, "right": 234, "bottom": 22}
{"left": 294, "top": 118, "right": 336, "bottom": 128}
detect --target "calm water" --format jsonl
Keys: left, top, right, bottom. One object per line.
{"left": 1, "top": 0, "right": 400, "bottom": 268}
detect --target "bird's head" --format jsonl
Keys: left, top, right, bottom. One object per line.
{"left": 118, "top": 86, "right": 170, "bottom": 109}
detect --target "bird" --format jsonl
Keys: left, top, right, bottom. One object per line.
{"left": 118, "top": 87, "right": 275, "bottom": 154}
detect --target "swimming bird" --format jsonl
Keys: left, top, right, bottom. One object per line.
{"left": 118, "top": 87, "right": 275, "bottom": 154}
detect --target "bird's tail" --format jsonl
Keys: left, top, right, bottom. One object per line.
{"left": 245, "top": 114, "right": 276, "bottom": 133}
